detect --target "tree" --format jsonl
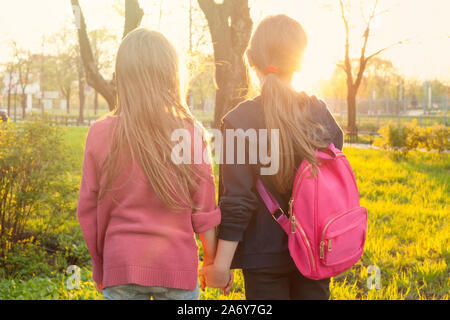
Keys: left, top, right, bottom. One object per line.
{"left": 183, "top": 0, "right": 214, "bottom": 108}
{"left": 362, "top": 57, "right": 402, "bottom": 100}
{"left": 338, "top": 0, "right": 403, "bottom": 136}
{"left": 13, "top": 44, "right": 36, "bottom": 119}
{"left": 57, "top": 51, "right": 77, "bottom": 114}
{"left": 189, "top": 52, "right": 215, "bottom": 109}
{"left": 77, "top": 55, "right": 86, "bottom": 123}
{"left": 49, "top": 27, "right": 79, "bottom": 114}
{"left": 89, "top": 28, "right": 119, "bottom": 115}
{"left": 3, "top": 62, "right": 18, "bottom": 117}
{"left": 198, "top": 0, "right": 253, "bottom": 128}
{"left": 70, "top": 0, "right": 143, "bottom": 111}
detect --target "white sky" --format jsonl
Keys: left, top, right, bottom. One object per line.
{"left": 0, "top": 0, "right": 449, "bottom": 92}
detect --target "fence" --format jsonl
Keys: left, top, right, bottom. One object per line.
{"left": 5, "top": 99, "right": 448, "bottom": 135}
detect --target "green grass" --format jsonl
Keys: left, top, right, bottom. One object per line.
{"left": 329, "top": 148, "right": 449, "bottom": 300}
{"left": 1, "top": 126, "right": 448, "bottom": 300}
{"left": 336, "top": 115, "right": 448, "bottom": 133}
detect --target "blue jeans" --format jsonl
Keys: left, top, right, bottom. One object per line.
{"left": 103, "top": 283, "right": 200, "bottom": 300}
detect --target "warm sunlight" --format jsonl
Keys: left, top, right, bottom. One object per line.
{"left": 0, "top": 0, "right": 448, "bottom": 304}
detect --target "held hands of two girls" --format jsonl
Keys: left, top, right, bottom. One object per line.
{"left": 199, "top": 239, "right": 239, "bottom": 295}
{"left": 200, "top": 263, "right": 234, "bottom": 296}
{"left": 200, "top": 239, "right": 239, "bottom": 295}
{"left": 95, "top": 282, "right": 103, "bottom": 293}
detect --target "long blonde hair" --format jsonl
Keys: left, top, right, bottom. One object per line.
{"left": 247, "top": 15, "right": 329, "bottom": 193}
{"left": 99, "top": 28, "right": 204, "bottom": 210}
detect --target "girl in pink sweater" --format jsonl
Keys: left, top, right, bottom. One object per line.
{"left": 77, "top": 28, "right": 223, "bottom": 300}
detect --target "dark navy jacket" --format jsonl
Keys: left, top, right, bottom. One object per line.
{"left": 217, "top": 94, "right": 344, "bottom": 270}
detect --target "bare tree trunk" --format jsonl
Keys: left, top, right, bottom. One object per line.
{"left": 13, "top": 93, "right": 17, "bottom": 121}
{"left": 71, "top": 0, "right": 143, "bottom": 111}
{"left": 78, "top": 58, "right": 85, "bottom": 124}
{"left": 346, "top": 88, "right": 357, "bottom": 136}
{"left": 338, "top": 0, "right": 402, "bottom": 138}
{"left": 198, "top": 0, "right": 253, "bottom": 128}
{"left": 123, "top": 0, "right": 144, "bottom": 39}
{"left": 94, "top": 90, "right": 98, "bottom": 115}
{"left": 66, "top": 89, "right": 71, "bottom": 114}
{"left": 7, "top": 89, "right": 11, "bottom": 117}
{"left": 21, "top": 93, "right": 26, "bottom": 119}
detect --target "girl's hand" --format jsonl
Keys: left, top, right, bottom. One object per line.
{"left": 223, "top": 270, "right": 234, "bottom": 296}
{"left": 200, "top": 264, "right": 231, "bottom": 290}
{"left": 95, "top": 282, "right": 103, "bottom": 293}
{"left": 199, "top": 260, "right": 213, "bottom": 291}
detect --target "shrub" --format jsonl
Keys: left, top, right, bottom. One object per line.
{"left": 423, "top": 124, "right": 449, "bottom": 152}
{"left": 0, "top": 121, "right": 71, "bottom": 259}
{"left": 375, "top": 121, "right": 449, "bottom": 159}
{"left": 375, "top": 122, "right": 409, "bottom": 160}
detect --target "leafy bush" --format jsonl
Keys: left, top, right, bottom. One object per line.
{"left": 422, "top": 124, "right": 449, "bottom": 152}
{"left": 0, "top": 267, "right": 103, "bottom": 300}
{"left": 0, "top": 121, "right": 72, "bottom": 260}
{"left": 375, "top": 121, "right": 449, "bottom": 159}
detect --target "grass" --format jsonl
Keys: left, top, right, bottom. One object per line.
{"left": 1, "top": 125, "right": 448, "bottom": 300}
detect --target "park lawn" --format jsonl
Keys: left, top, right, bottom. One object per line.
{"left": 1, "top": 126, "right": 448, "bottom": 300}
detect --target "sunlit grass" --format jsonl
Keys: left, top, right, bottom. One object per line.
{"left": 330, "top": 147, "right": 449, "bottom": 300}
{"left": 68, "top": 128, "right": 450, "bottom": 300}
{"left": 2, "top": 126, "right": 447, "bottom": 300}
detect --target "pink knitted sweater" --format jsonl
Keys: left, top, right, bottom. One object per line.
{"left": 77, "top": 116, "right": 220, "bottom": 290}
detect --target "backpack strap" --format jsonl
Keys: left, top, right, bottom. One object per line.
{"left": 256, "top": 179, "right": 291, "bottom": 233}
{"left": 256, "top": 179, "right": 284, "bottom": 218}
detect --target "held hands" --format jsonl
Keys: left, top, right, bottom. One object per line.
{"left": 199, "top": 237, "right": 238, "bottom": 296}
{"left": 95, "top": 282, "right": 103, "bottom": 293}
{"left": 200, "top": 263, "right": 234, "bottom": 296}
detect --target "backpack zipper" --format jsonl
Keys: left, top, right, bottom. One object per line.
{"left": 319, "top": 239, "right": 333, "bottom": 259}
{"left": 320, "top": 212, "right": 344, "bottom": 259}
{"left": 295, "top": 218, "right": 316, "bottom": 271}
{"left": 291, "top": 152, "right": 345, "bottom": 198}
{"left": 319, "top": 207, "right": 360, "bottom": 260}
{"left": 289, "top": 198, "right": 316, "bottom": 271}
{"left": 289, "top": 199, "right": 295, "bottom": 233}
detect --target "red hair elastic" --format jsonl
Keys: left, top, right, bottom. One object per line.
{"left": 266, "top": 65, "right": 279, "bottom": 75}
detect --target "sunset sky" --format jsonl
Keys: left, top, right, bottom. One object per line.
{"left": 0, "top": 0, "right": 449, "bottom": 93}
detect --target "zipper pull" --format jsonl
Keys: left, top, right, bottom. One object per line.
{"left": 291, "top": 215, "right": 296, "bottom": 234}
{"left": 288, "top": 198, "right": 294, "bottom": 215}
{"left": 320, "top": 241, "right": 325, "bottom": 259}
{"left": 328, "top": 239, "right": 332, "bottom": 252}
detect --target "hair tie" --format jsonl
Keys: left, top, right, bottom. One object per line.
{"left": 266, "top": 65, "right": 279, "bottom": 75}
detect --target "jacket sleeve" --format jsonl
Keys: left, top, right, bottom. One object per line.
{"left": 217, "top": 121, "right": 259, "bottom": 242}
{"left": 77, "top": 128, "right": 103, "bottom": 284}
{"left": 191, "top": 131, "right": 221, "bottom": 234}
{"left": 315, "top": 98, "right": 344, "bottom": 150}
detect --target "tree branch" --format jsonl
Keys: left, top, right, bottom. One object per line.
{"left": 339, "top": 0, "right": 353, "bottom": 88}
{"left": 365, "top": 39, "right": 405, "bottom": 62}
{"left": 71, "top": 0, "right": 116, "bottom": 109}
{"left": 354, "top": 0, "right": 379, "bottom": 90}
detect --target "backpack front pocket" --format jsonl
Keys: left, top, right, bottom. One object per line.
{"left": 319, "top": 207, "right": 367, "bottom": 267}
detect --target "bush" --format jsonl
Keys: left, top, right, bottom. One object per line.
{"left": 0, "top": 121, "right": 72, "bottom": 259}
{"left": 423, "top": 124, "right": 449, "bottom": 152}
{"left": 375, "top": 121, "right": 449, "bottom": 159}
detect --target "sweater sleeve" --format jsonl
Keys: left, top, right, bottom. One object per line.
{"left": 77, "top": 127, "right": 103, "bottom": 284}
{"left": 191, "top": 135, "right": 221, "bottom": 234}
{"left": 217, "top": 121, "right": 259, "bottom": 242}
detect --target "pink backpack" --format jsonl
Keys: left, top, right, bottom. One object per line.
{"left": 257, "top": 143, "right": 367, "bottom": 280}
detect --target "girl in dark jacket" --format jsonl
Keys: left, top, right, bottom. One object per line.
{"left": 201, "top": 14, "right": 344, "bottom": 300}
